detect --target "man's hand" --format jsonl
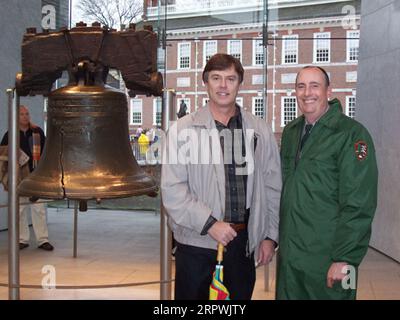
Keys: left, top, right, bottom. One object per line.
{"left": 207, "top": 221, "right": 237, "bottom": 246}
{"left": 257, "top": 240, "right": 276, "bottom": 266}
{"left": 326, "top": 262, "right": 348, "bottom": 288}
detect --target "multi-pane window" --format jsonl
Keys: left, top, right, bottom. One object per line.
{"left": 253, "top": 39, "right": 264, "bottom": 65}
{"left": 252, "top": 97, "right": 264, "bottom": 118}
{"left": 228, "top": 40, "right": 242, "bottom": 61}
{"left": 178, "top": 42, "right": 191, "bottom": 69}
{"left": 347, "top": 30, "right": 360, "bottom": 62}
{"left": 281, "top": 97, "right": 297, "bottom": 126}
{"left": 130, "top": 99, "right": 142, "bottom": 125}
{"left": 153, "top": 98, "right": 162, "bottom": 126}
{"left": 282, "top": 35, "right": 298, "bottom": 64}
{"left": 157, "top": 47, "right": 165, "bottom": 70}
{"left": 346, "top": 96, "right": 356, "bottom": 119}
{"left": 314, "top": 32, "right": 330, "bottom": 63}
{"left": 204, "top": 40, "right": 217, "bottom": 66}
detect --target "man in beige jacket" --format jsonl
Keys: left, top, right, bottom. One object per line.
{"left": 161, "top": 54, "right": 282, "bottom": 300}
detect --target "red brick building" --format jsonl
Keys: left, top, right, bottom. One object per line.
{"left": 131, "top": 0, "right": 360, "bottom": 142}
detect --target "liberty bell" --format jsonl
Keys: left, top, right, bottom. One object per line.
{"left": 15, "top": 22, "right": 163, "bottom": 205}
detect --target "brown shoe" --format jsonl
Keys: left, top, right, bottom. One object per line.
{"left": 38, "top": 242, "right": 54, "bottom": 251}
{"left": 19, "top": 243, "right": 29, "bottom": 250}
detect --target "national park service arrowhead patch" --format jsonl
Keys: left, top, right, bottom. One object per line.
{"left": 354, "top": 140, "right": 368, "bottom": 161}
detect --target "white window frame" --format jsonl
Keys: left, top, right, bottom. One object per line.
{"left": 313, "top": 32, "right": 331, "bottom": 63}
{"left": 281, "top": 96, "right": 297, "bottom": 127}
{"left": 252, "top": 74, "right": 263, "bottom": 85}
{"left": 177, "top": 97, "right": 191, "bottom": 114}
{"left": 153, "top": 98, "right": 162, "bottom": 126}
{"left": 178, "top": 42, "right": 191, "bottom": 69}
{"left": 346, "top": 95, "right": 356, "bottom": 119}
{"left": 44, "top": 97, "right": 48, "bottom": 112}
{"left": 252, "top": 97, "right": 264, "bottom": 118}
{"left": 203, "top": 40, "right": 217, "bottom": 66}
{"left": 253, "top": 39, "right": 264, "bottom": 66}
{"left": 157, "top": 47, "right": 165, "bottom": 70}
{"left": 282, "top": 35, "right": 298, "bottom": 65}
{"left": 43, "top": 98, "right": 48, "bottom": 133}
{"left": 130, "top": 98, "right": 142, "bottom": 125}
{"left": 347, "top": 30, "right": 360, "bottom": 62}
{"left": 346, "top": 71, "right": 357, "bottom": 83}
{"left": 227, "top": 39, "right": 242, "bottom": 62}
{"left": 176, "top": 77, "right": 191, "bottom": 87}
{"left": 236, "top": 97, "right": 243, "bottom": 108}
{"left": 281, "top": 73, "right": 297, "bottom": 84}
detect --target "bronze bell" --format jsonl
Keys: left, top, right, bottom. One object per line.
{"left": 16, "top": 24, "right": 163, "bottom": 203}
{"left": 19, "top": 64, "right": 156, "bottom": 200}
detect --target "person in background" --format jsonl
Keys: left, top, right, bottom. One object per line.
{"left": 177, "top": 100, "right": 188, "bottom": 119}
{"left": 1, "top": 105, "right": 54, "bottom": 251}
{"left": 138, "top": 129, "right": 150, "bottom": 156}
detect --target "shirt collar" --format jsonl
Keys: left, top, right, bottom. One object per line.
{"left": 214, "top": 105, "right": 242, "bottom": 128}
{"left": 305, "top": 103, "right": 330, "bottom": 126}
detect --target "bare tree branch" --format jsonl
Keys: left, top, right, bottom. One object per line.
{"left": 76, "top": 0, "right": 143, "bottom": 30}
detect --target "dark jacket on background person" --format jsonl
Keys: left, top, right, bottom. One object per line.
{"left": 1, "top": 126, "right": 45, "bottom": 172}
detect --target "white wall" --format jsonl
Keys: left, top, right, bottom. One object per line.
{"left": 357, "top": 0, "right": 400, "bottom": 262}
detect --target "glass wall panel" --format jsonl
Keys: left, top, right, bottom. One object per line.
{"left": 140, "top": 0, "right": 360, "bottom": 143}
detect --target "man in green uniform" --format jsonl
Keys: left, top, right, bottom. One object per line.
{"left": 276, "top": 66, "right": 378, "bottom": 300}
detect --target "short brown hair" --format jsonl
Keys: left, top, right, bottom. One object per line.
{"left": 202, "top": 53, "right": 244, "bottom": 84}
{"left": 296, "top": 66, "right": 330, "bottom": 87}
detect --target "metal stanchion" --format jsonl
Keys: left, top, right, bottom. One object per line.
{"left": 160, "top": 205, "right": 172, "bottom": 300}
{"left": 7, "top": 88, "right": 20, "bottom": 300}
{"left": 160, "top": 89, "right": 176, "bottom": 300}
{"left": 263, "top": 0, "right": 271, "bottom": 293}
{"left": 73, "top": 201, "right": 78, "bottom": 258}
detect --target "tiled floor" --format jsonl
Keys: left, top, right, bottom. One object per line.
{"left": 0, "top": 208, "right": 399, "bottom": 300}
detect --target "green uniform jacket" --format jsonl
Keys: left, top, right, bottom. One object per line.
{"left": 276, "top": 99, "right": 378, "bottom": 300}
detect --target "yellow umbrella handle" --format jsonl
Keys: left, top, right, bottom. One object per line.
{"left": 217, "top": 243, "right": 224, "bottom": 263}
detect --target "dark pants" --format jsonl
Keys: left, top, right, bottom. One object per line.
{"left": 174, "top": 229, "right": 255, "bottom": 300}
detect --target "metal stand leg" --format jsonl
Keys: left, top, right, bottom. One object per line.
{"left": 7, "top": 88, "right": 20, "bottom": 300}
{"left": 160, "top": 89, "right": 175, "bottom": 300}
{"left": 73, "top": 201, "right": 78, "bottom": 258}
{"left": 160, "top": 205, "right": 172, "bottom": 300}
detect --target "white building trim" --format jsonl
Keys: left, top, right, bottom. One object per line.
{"left": 166, "top": 16, "right": 360, "bottom": 38}
{"left": 266, "top": 62, "right": 358, "bottom": 69}
{"left": 148, "top": 0, "right": 353, "bottom": 19}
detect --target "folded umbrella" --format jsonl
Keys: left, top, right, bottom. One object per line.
{"left": 209, "top": 243, "right": 230, "bottom": 300}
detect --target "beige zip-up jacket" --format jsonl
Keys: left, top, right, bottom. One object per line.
{"left": 161, "top": 105, "right": 282, "bottom": 258}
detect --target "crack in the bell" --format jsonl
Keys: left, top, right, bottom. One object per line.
{"left": 59, "top": 129, "right": 66, "bottom": 199}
